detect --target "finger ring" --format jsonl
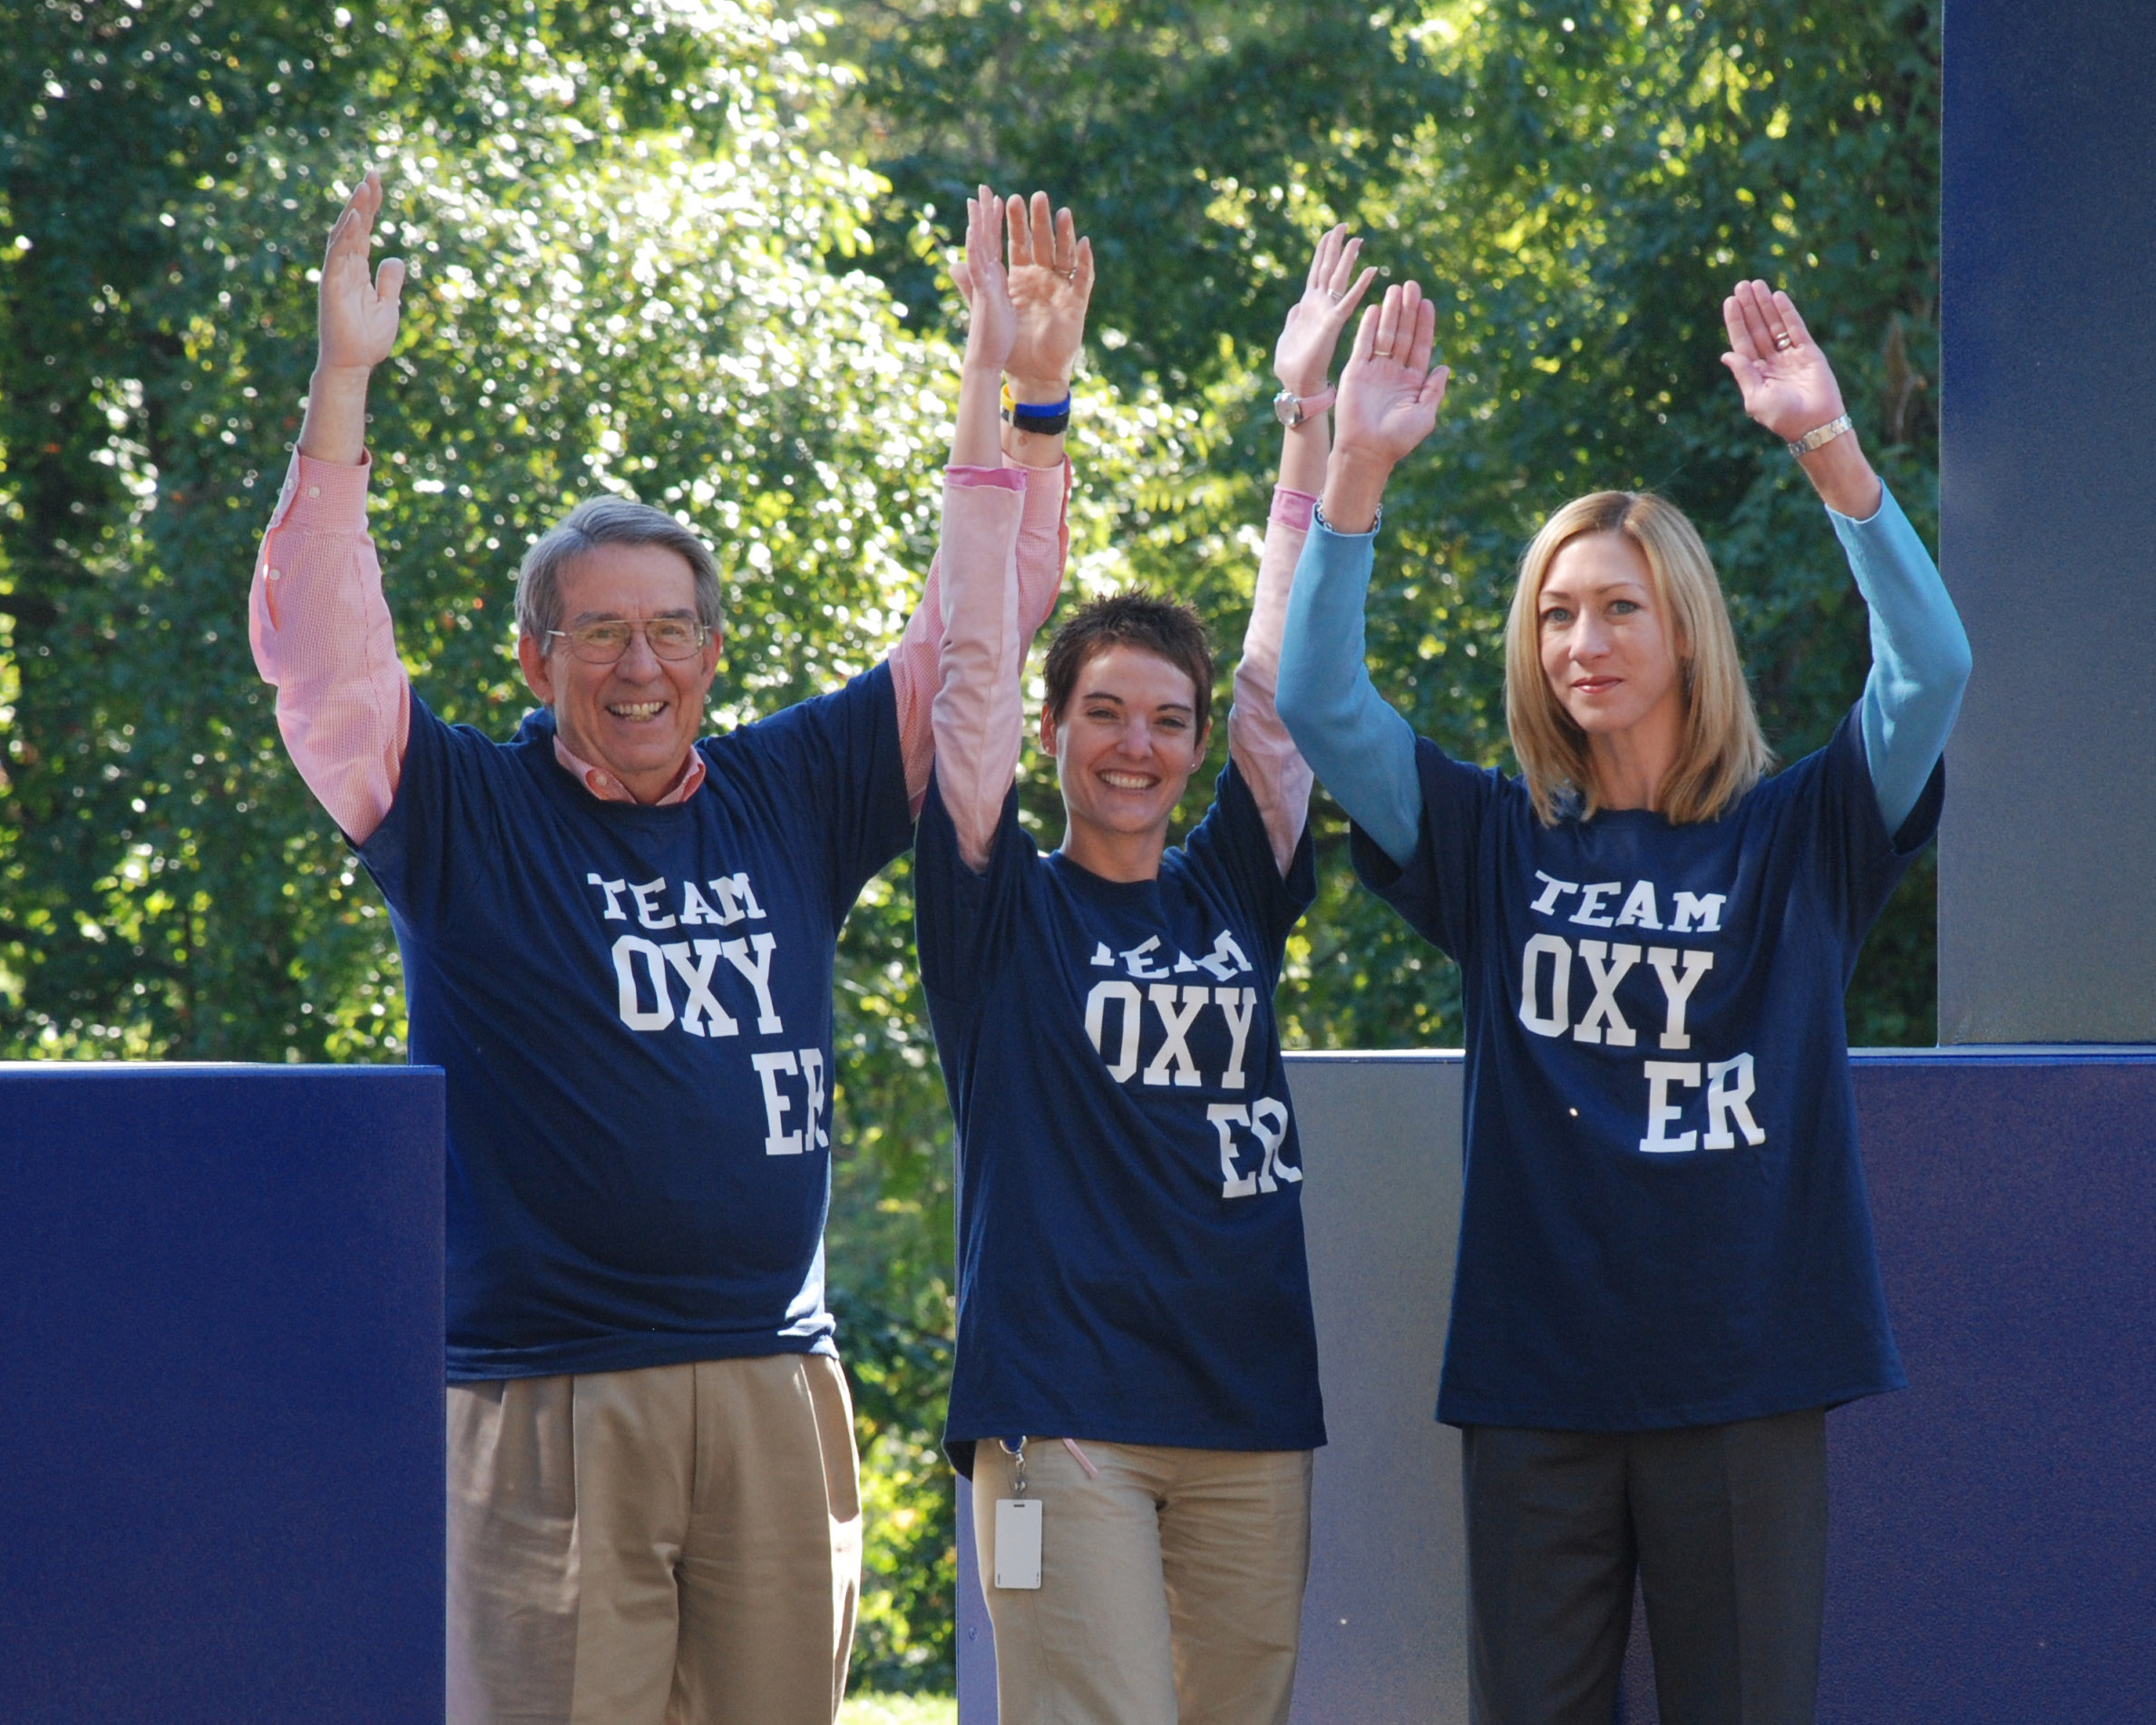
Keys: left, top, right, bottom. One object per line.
{"left": 1060, "top": 266, "right": 1078, "bottom": 283}
{"left": 1773, "top": 333, "right": 1794, "bottom": 351}
{"left": 1372, "top": 346, "right": 1393, "bottom": 360}
{"left": 1328, "top": 288, "right": 1347, "bottom": 304}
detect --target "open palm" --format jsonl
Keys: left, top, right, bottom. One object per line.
{"left": 1719, "top": 279, "right": 1845, "bottom": 442}
{"left": 1333, "top": 281, "right": 1449, "bottom": 466}
{"left": 1004, "top": 192, "right": 1092, "bottom": 391}
{"left": 955, "top": 190, "right": 1091, "bottom": 392}
{"left": 317, "top": 170, "right": 405, "bottom": 373}
{"left": 1274, "top": 224, "right": 1378, "bottom": 396}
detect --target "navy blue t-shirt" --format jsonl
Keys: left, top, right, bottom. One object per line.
{"left": 358, "top": 666, "right": 912, "bottom": 1381}
{"left": 1352, "top": 708, "right": 1942, "bottom": 1430}
{"left": 915, "top": 760, "right": 1324, "bottom": 1475}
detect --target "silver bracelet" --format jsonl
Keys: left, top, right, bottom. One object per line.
{"left": 1786, "top": 413, "right": 1853, "bottom": 460}
{"left": 1312, "top": 499, "right": 1382, "bottom": 536}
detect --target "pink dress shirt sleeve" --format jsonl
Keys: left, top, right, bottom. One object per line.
{"left": 1227, "top": 486, "right": 1318, "bottom": 877}
{"left": 889, "top": 453, "right": 1071, "bottom": 816}
{"left": 249, "top": 451, "right": 410, "bottom": 845}
{"left": 928, "top": 468, "right": 1031, "bottom": 872}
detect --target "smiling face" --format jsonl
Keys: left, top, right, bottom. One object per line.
{"left": 1040, "top": 642, "right": 1210, "bottom": 880}
{"left": 1536, "top": 529, "right": 1686, "bottom": 745}
{"left": 515, "top": 540, "right": 722, "bottom": 802}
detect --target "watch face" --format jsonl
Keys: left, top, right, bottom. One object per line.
{"left": 1273, "top": 390, "right": 1301, "bottom": 428}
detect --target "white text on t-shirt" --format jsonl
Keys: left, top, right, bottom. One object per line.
{"left": 1520, "top": 869, "right": 1764, "bottom": 1155}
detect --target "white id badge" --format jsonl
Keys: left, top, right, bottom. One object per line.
{"left": 993, "top": 1496, "right": 1043, "bottom": 1589}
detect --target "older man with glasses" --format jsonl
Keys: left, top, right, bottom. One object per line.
{"left": 249, "top": 170, "right": 1089, "bottom": 1724}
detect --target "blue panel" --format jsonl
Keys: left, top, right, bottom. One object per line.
{"left": 1621, "top": 1051, "right": 2156, "bottom": 1722}
{"left": 0, "top": 1065, "right": 445, "bottom": 1724}
{"left": 1822, "top": 1052, "right": 2156, "bottom": 1720}
{"left": 1938, "top": 0, "right": 2156, "bottom": 1040}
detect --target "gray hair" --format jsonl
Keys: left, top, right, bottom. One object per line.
{"left": 514, "top": 496, "right": 723, "bottom": 641}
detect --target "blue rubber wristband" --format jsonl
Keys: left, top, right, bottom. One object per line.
{"left": 1007, "top": 394, "right": 1072, "bottom": 426}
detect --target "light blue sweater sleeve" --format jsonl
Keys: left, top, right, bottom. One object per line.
{"left": 1275, "top": 518, "right": 1424, "bottom": 867}
{"left": 1830, "top": 483, "right": 1972, "bottom": 835}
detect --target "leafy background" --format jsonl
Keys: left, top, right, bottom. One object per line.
{"left": 0, "top": 0, "right": 1937, "bottom": 1690}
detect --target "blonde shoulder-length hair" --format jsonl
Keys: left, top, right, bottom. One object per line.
{"left": 1503, "top": 491, "right": 1771, "bottom": 826}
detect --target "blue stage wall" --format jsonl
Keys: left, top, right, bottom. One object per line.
{"left": 1937, "top": 0, "right": 2156, "bottom": 1040}
{"left": 956, "top": 1050, "right": 2156, "bottom": 1723}
{"left": 0, "top": 1063, "right": 445, "bottom": 1724}
{"left": 1619, "top": 1048, "right": 2156, "bottom": 1722}
{"left": 1819, "top": 1052, "right": 2156, "bottom": 1720}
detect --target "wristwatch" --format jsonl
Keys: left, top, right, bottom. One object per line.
{"left": 1273, "top": 385, "right": 1336, "bottom": 429}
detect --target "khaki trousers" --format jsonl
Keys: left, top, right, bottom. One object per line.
{"left": 971, "top": 1437, "right": 1313, "bottom": 1725}
{"left": 446, "top": 1354, "right": 862, "bottom": 1725}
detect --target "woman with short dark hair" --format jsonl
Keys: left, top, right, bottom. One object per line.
{"left": 1275, "top": 278, "right": 1970, "bottom": 1723}
{"left": 912, "top": 193, "right": 1377, "bottom": 1724}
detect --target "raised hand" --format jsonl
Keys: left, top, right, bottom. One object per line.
{"left": 948, "top": 187, "right": 1017, "bottom": 469}
{"left": 956, "top": 190, "right": 1092, "bottom": 401}
{"left": 317, "top": 170, "right": 406, "bottom": 375}
{"left": 1718, "top": 280, "right": 1844, "bottom": 442}
{"left": 1318, "top": 281, "right": 1449, "bottom": 532}
{"left": 1720, "top": 278, "right": 1879, "bottom": 515}
{"left": 298, "top": 169, "right": 405, "bottom": 464}
{"left": 956, "top": 185, "right": 1019, "bottom": 378}
{"left": 1333, "top": 282, "right": 1449, "bottom": 468}
{"left": 1275, "top": 224, "right": 1378, "bottom": 397}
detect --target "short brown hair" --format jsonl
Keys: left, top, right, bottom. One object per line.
{"left": 1042, "top": 590, "right": 1215, "bottom": 736}
{"left": 1503, "top": 490, "right": 1771, "bottom": 825}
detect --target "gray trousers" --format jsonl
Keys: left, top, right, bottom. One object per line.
{"left": 1462, "top": 1408, "right": 1828, "bottom": 1725}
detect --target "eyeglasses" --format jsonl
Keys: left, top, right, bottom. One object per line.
{"left": 544, "top": 618, "right": 711, "bottom": 664}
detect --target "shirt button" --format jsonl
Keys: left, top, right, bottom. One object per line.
{"left": 593, "top": 774, "right": 610, "bottom": 786}
{"left": 307, "top": 484, "right": 320, "bottom": 498}
{"left": 266, "top": 569, "right": 281, "bottom": 580}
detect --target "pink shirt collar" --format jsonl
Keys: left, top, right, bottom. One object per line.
{"left": 551, "top": 734, "right": 707, "bottom": 805}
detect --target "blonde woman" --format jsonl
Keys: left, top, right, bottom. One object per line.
{"left": 1274, "top": 280, "right": 1970, "bottom": 1725}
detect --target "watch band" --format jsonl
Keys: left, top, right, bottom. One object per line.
{"left": 1273, "top": 385, "right": 1337, "bottom": 429}
{"left": 1786, "top": 413, "right": 1853, "bottom": 459}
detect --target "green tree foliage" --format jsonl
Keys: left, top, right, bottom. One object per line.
{"left": 1, "top": 0, "right": 1942, "bottom": 1690}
